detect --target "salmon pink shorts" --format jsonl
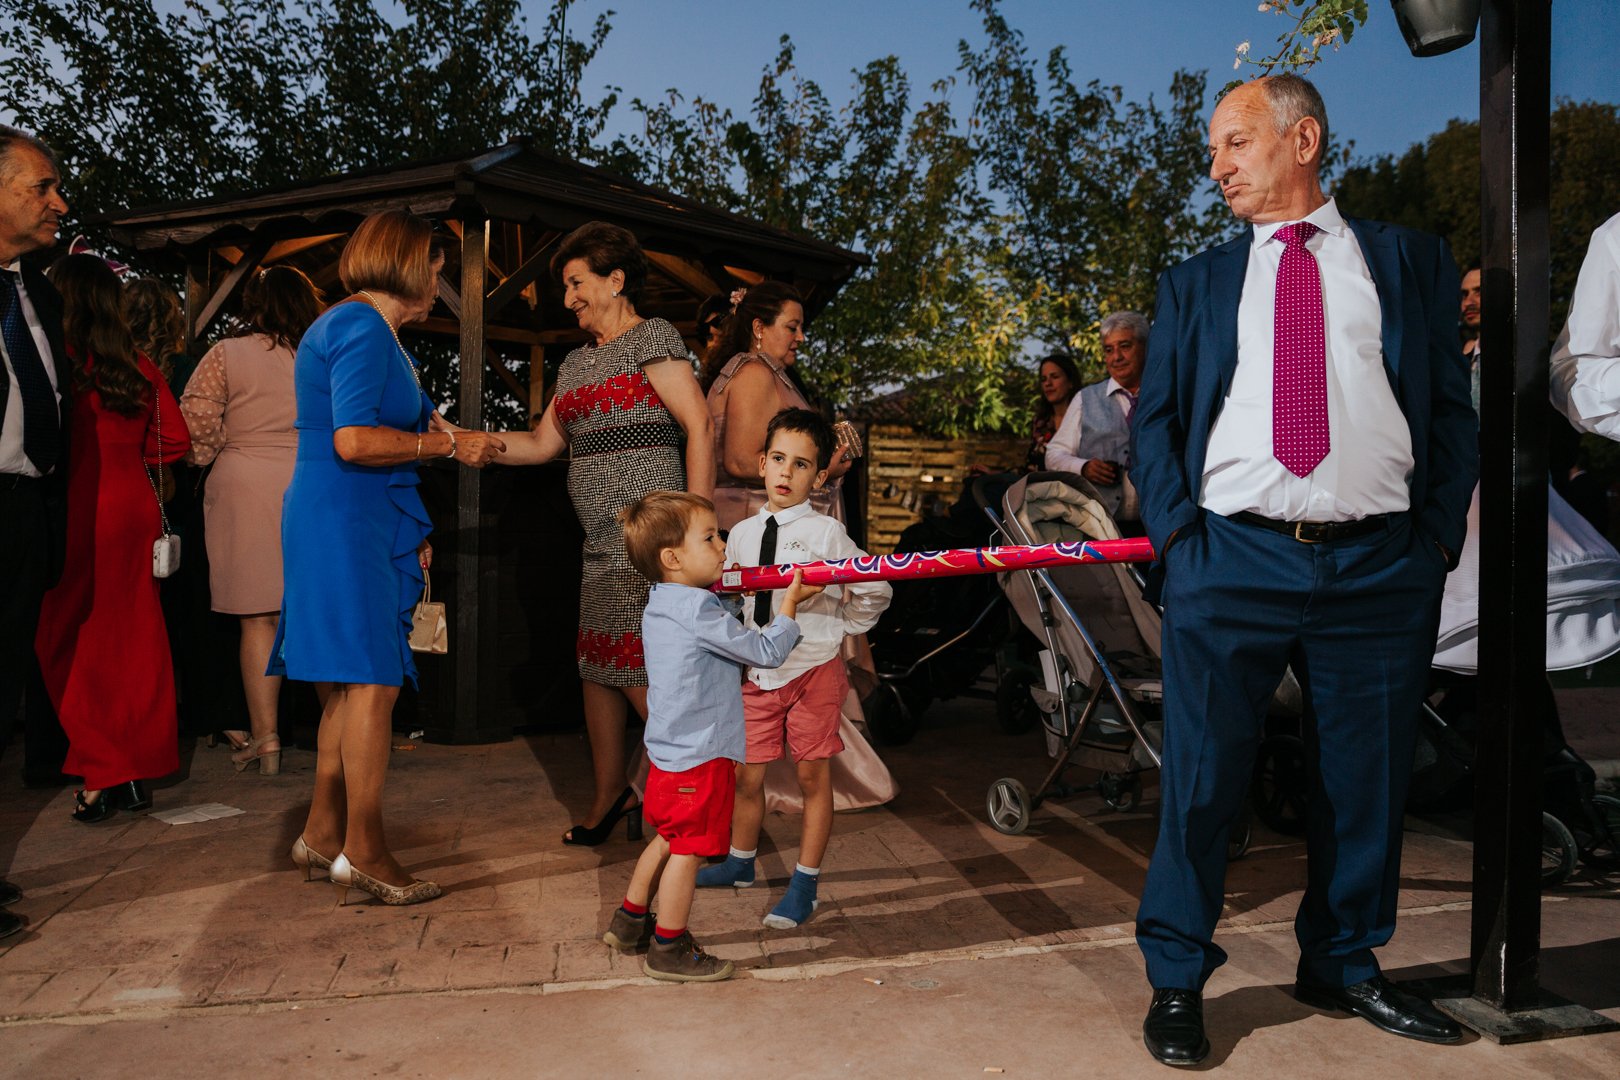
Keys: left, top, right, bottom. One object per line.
{"left": 644, "top": 758, "right": 736, "bottom": 856}
{"left": 743, "top": 657, "right": 848, "bottom": 764}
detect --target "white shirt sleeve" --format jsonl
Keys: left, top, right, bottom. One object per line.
{"left": 1044, "top": 399, "right": 1088, "bottom": 475}
{"left": 1549, "top": 213, "right": 1620, "bottom": 441}
{"left": 817, "top": 523, "right": 893, "bottom": 635}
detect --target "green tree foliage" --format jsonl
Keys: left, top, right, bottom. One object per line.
{"left": 1332, "top": 101, "right": 1620, "bottom": 326}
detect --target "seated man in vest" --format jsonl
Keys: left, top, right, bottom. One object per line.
{"left": 1046, "top": 311, "right": 1148, "bottom": 535}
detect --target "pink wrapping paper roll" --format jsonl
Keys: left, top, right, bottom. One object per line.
{"left": 714, "top": 537, "right": 1156, "bottom": 592}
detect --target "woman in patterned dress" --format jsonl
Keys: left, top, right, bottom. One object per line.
{"left": 496, "top": 221, "right": 714, "bottom": 845}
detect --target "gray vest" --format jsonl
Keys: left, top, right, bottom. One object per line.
{"left": 1077, "top": 379, "right": 1133, "bottom": 516}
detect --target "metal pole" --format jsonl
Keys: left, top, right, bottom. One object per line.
{"left": 1470, "top": 0, "right": 1549, "bottom": 1013}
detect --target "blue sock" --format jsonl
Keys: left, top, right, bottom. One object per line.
{"left": 762, "top": 867, "right": 820, "bottom": 929}
{"left": 695, "top": 849, "right": 756, "bottom": 888}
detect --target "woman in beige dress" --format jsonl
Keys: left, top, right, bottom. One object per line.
{"left": 703, "top": 282, "right": 897, "bottom": 812}
{"left": 180, "top": 267, "right": 323, "bottom": 775}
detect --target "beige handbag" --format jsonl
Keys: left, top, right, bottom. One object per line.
{"left": 409, "top": 568, "right": 448, "bottom": 654}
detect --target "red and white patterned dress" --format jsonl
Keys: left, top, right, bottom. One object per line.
{"left": 553, "top": 318, "right": 689, "bottom": 686}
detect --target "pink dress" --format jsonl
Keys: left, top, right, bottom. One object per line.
{"left": 179, "top": 335, "right": 298, "bottom": 614}
{"left": 705, "top": 351, "right": 898, "bottom": 813}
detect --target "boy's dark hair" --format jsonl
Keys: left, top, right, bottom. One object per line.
{"left": 764, "top": 407, "right": 836, "bottom": 470}
{"left": 620, "top": 490, "right": 715, "bottom": 582}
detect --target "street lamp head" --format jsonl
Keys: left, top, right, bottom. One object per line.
{"left": 1390, "top": 0, "right": 1482, "bottom": 57}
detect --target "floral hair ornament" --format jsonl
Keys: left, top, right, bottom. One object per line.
{"left": 68, "top": 235, "right": 131, "bottom": 278}
{"left": 728, "top": 287, "right": 747, "bottom": 312}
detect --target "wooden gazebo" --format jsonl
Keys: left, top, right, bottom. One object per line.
{"left": 102, "top": 140, "right": 866, "bottom": 743}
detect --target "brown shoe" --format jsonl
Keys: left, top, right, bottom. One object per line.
{"left": 603, "top": 908, "right": 655, "bottom": 953}
{"left": 642, "top": 931, "right": 735, "bottom": 982}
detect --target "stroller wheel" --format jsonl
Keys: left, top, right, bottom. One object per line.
{"left": 987, "top": 777, "right": 1033, "bottom": 835}
{"left": 1541, "top": 812, "right": 1579, "bottom": 888}
{"left": 864, "top": 683, "right": 919, "bottom": 747}
{"left": 994, "top": 669, "right": 1040, "bottom": 735}
{"left": 1579, "top": 794, "right": 1620, "bottom": 867}
{"left": 1251, "top": 734, "right": 1311, "bottom": 836}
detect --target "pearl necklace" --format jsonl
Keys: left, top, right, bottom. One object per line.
{"left": 358, "top": 291, "right": 422, "bottom": 389}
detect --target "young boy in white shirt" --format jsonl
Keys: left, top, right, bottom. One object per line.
{"left": 696, "top": 409, "right": 893, "bottom": 928}
{"left": 605, "top": 491, "right": 817, "bottom": 981}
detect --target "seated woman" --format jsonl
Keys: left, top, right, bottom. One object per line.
{"left": 702, "top": 282, "right": 896, "bottom": 813}
{"left": 1027, "top": 353, "right": 1079, "bottom": 472}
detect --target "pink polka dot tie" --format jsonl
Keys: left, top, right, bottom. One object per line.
{"left": 1272, "top": 221, "right": 1329, "bottom": 477}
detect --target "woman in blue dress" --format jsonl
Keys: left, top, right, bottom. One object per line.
{"left": 277, "top": 210, "right": 504, "bottom": 905}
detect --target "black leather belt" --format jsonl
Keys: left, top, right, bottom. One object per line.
{"left": 1231, "top": 510, "right": 1392, "bottom": 544}
{"left": 0, "top": 471, "right": 41, "bottom": 490}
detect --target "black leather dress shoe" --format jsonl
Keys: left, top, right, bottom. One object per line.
{"left": 1143, "top": 988, "right": 1210, "bottom": 1066}
{"left": 106, "top": 780, "right": 152, "bottom": 813}
{"left": 0, "top": 910, "right": 22, "bottom": 941}
{"left": 0, "top": 880, "right": 21, "bottom": 907}
{"left": 1294, "top": 975, "right": 1462, "bottom": 1044}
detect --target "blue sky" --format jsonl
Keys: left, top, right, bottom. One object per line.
{"left": 559, "top": 0, "right": 1618, "bottom": 163}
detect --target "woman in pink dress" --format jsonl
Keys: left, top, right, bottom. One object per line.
{"left": 36, "top": 255, "right": 191, "bottom": 822}
{"left": 180, "top": 267, "right": 323, "bottom": 775}
{"left": 702, "top": 282, "right": 896, "bottom": 812}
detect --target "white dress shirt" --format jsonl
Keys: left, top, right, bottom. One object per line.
{"left": 0, "top": 259, "right": 61, "bottom": 477}
{"left": 1550, "top": 211, "right": 1620, "bottom": 441}
{"left": 1200, "top": 198, "right": 1414, "bottom": 521}
{"left": 1046, "top": 377, "right": 1132, "bottom": 473}
{"left": 725, "top": 499, "right": 893, "bottom": 690}
{"left": 1046, "top": 377, "right": 1140, "bottom": 518}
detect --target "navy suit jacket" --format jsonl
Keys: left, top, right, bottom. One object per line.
{"left": 0, "top": 260, "right": 72, "bottom": 585}
{"left": 1129, "top": 217, "right": 1478, "bottom": 586}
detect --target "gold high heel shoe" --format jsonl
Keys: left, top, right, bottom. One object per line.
{"left": 289, "top": 836, "right": 335, "bottom": 881}
{"left": 328, "top": 853, "right": 443, "bottom": 907}
{"left": 232, "top": 735, "right": 281, "bottom": 775}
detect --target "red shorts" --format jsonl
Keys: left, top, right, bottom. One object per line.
{"left": 743, "top": 658, "right": 848, "bottom": 764}
{"left": 643, "top": 758, "right": 736, "bottom": 856}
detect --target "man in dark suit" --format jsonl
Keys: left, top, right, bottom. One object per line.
{"left": 1129, "top": 76, "right": 1477, "bottom": 1065}
{"left": 0, "top": 125, "right": 72, "bottom": 940}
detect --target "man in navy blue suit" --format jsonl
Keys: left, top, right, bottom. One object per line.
{"left": 1129, "top": 75, "right": 1476, "bottom": 1065}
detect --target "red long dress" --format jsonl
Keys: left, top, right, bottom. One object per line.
{"left": 35, "top": 353, "right": 191, "bottom": 791}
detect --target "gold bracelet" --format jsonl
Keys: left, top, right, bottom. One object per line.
{"left": 415, "top": 433, "right": 422, "bottom": 460}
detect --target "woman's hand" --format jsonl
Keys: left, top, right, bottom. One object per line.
{"left": 823, "top": 444, "right": 855, "bottom": 481}
{"left": 418, "top": 540, "right": 433, "bottom": 569}
{"left": 452, "top": 431, "right": 506, "bottom": 468}
{"left": 429, "top": 412, "right": 461, "bottom": 433}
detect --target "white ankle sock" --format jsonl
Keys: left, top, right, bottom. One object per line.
{"left": 794, "top": 863, "right": 821, "bottom": 877}
{"left": 731, "top": 847, "right": 758, "bottom": 861}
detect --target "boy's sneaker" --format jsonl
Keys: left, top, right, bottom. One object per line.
{"left": 695, "top": 853, "right": 756, "bottom": 888}
{"left": 643, "top": 932, "right": 735, "bottom": 982}
{"left": 762, "top": 869, "right": 820, "bottom": 929}
{"left": 602, "top": 908, "right": 655, "bottom": 953}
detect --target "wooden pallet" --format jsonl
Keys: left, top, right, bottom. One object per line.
{"left": 863, "top": 424, "right": 1027, "bottom": 553}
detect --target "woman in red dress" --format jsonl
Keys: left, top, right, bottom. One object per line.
{"left": 35, "top": 255, "right": 191, "bottom": 823}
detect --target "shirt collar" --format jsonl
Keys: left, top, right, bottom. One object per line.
{"left": 758, "top": 500, "right": 815, "bottom": 526}
{"left": 1105, "top": 377, "right": 1139, "bottom": 397}
{"left": 1252, "top": 196, "right": 1347, "bottom": 247}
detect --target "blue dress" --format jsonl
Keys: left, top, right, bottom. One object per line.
{"left": 270, "top": 303, "right": 434, "bottom": 686}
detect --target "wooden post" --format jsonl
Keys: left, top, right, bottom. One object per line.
{"left": 183, "top": 254, "right": 210, "bottom": 357}
{"left": 445, "top": 212, "right": 507, "bottom": 743}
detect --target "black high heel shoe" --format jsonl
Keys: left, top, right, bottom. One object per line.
{"left": 563, "top": 786, "right": 644, "bottom": 847}
{"left": 106, "top": 780, "right": 152, "bottom": 813}
{"left": 72, "top": 790, "right": 117, "bottom": 825}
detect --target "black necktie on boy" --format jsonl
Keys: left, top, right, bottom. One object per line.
{"left": 753, "top": 515, "right": 778, "bottom": 627}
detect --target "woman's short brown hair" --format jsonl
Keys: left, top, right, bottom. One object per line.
{"left": 620, "top": 490, "right": 713, "bottom": 583}
{"left": 340, "top": 209, "right": 440, "bottom": 303}
{"left": 551, "top": 221, "right": 648, "bottom": 310}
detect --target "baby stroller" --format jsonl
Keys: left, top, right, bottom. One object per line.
{"left": 862, "top": 475, "right": 1035, "bottom": 746}
{"left": 981, "top": 472, "right": 1305, "bottom": 855}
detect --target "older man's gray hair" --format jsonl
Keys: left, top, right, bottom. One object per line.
{"left": 1257, "top": 73, "right": 1329, "bottom": 157}
{"left": 0, "top": 125, "right": 58, "bottom": 184}
{"left": 1100, "top": 310, "right": 1150, "bottom": 344}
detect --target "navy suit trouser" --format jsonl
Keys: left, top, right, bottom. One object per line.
{"left": 1136, "top": 510, "right": 1447, "bottom": 991}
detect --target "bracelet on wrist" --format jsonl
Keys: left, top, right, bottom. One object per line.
{"left": 443, "top": 429, "right": 458, "bottom": 459}
{"left": 415, "top": 433, "right": 422, "bottom": 460}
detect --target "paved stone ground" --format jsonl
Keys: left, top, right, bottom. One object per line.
{"left": 0, "top": 686, "right": 1616, "bottom": 1076}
